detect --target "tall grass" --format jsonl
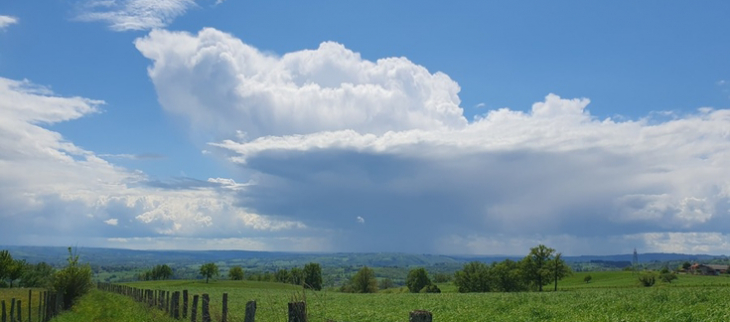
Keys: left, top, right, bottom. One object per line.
{"left": 50, "top": 289, "right": 177, "bottom": 322}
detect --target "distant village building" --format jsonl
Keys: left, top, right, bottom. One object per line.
{"left": 690, "top": 263, "right": 729, "bottom": 275}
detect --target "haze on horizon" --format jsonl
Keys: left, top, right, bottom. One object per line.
{"left": 1, "top": 1, "right": 730, "bottom": 256}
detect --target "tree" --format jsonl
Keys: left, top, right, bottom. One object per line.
{"left": 53, "top": 247, "right": 93, "bottom": 309}
{"left": 551, "top": 253, "right": 572, "bottom": 291}
{"left": 583, "top": 275, "right": 592, "bottom": 283}
{"left": 490, "top": 259, "right": 526, "bottom": 292}
{"left": 303, "top": 263, "right": 322, "bottom": 290}
{"left": 229, "top": 266, "right": 244, "bottom": 280}
{"left": 454, "top": 261, "right": 491, "bottom": 293}
{"left": 152, "top": 264, "right": 173, "bottom": 280}
{"left": 349, "top": 266, "right": 378, "bottom": 293}
{"left": 21, "top": 262, "right": 55, "bottom": 288}
{"left": 275, "top": 268, "right": 291, "bottom": 283}
{"left": 199, "top": 263, "right": 219, "bottom": 283}
{"left": 6, "top": 259, "right": 25, "bottom": 288}
{"left": 521, "top": 244, "right": 556, "bottom": 292}
{"left": 290, "top": 267, "right": 303, "bottom": 285}
{"left": 406, "top": 268, "right": 432, "bottom": 293}
{"left": 379, "top": 278, "right": 395, "bottom": 290}
{"left": 0, "top": 250, "right": 13, "bottom": 285}
{"left": 682, "top": 262, "right": 692, "bottom": 271}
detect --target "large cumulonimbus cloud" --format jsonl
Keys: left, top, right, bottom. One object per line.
{"left": 136, "top": 28, "right": 730, "bottom": 255}
{"left": 0, "top": 77, "right": 308, "bottom": 250}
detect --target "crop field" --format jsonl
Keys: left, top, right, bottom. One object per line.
{"left": 123, "top": 272, "right": 730, "bottom": 322}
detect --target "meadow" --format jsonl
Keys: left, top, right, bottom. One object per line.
{"left": 0, "top": 288, "right": 44, "bottom": 321}
{"left": 120, "top": 272, "right": 730, "bottom": 322}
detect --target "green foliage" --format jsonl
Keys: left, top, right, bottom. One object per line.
{"left": 433, "top": 272, "right": 452, "bottom": 283}
{"left": 406, "top": 268, "right": 432, "bottom": 293}
{"left": 347, "top": 266, "right": 378, "bottom": 293}
{"left": 0, "top": 250, "right": 12, "bottom": 281}
{"left": 420, "top": 284, "right": 441, "bottom": 293}
{"left": 20, "top": 262, "right": 55, "bottom": 288}
{"left": 660, "top": 272, "right": 678, "bottom": 283}
{"left": 522, "top": 244, "right": 556, "bottom": 292}
{"left": 454, "top": 261, "right": 491, "bottom": 293}
{"left": 584, "top": 275, "right": 592, "bottom": 283}
{"left": 199, "top": 263, "right": 219, "bottom": 283}
{"left": 639, "top": 272, "right": 656, "bottom": 287}
{"left": 274, "top": 268, "right": 291, "bottom": 283}
{"left": 50, "top": 290, "right": 178, "bottom": 322}
{"left": 682, "top": 262, "right": 692, "bottom": 270}
{"left": 6, "top": 259, "right": 25, "bottom": 288}
{"left": 290, "top": 267, "right": 303, "bottom": 285}
{"left": 490, "top": 259, "right": 527, "bottom": 292}
{"left": 54, "top": 247, "right": 93, "bottom": 309}
{"left": 378, "top": 278, "right": 395, "bottom": 290}
{"left": 228, "top": 266, "right": 244, "bottom": 280}
{"left": 303, "top": 262, "right": 323, "bottom": 290}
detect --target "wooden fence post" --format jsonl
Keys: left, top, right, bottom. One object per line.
{"left": 9, "top": 299, "right": 14, "bottom": 322}
{"left": 15, "top": 300, "right": 20, "bottom": 322}
{"left": 2, "top": 300, "right": 6, "bottom": 322}
{"left": 201, "top": 294, "right": 210, "bottom": 322}
{"left": 173, "top": 291, "right": 181, "bottom": 319}
{"left": 166, "top": 291, "right": 171, "bottom": 314}
{"left": 191, "top": 295, "right": 199, "bottom": 322}
{"left": 244, "top": 301, "right": 256, "bottom": 322}
{"left": 221, "top": 293, "right": 228, "bottom": 322}
{"left": 287, "top": 301, "right": 306, "bottom": 322}
{"left": 182, "top": 290, "right": 188, "bottom": 319}
{"left": 28, "top": 290, "right": 32, "bottom": 322}
{"left": 409, "top": 310, "right": 432, "bottom": 322}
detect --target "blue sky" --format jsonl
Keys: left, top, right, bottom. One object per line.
{"left": 1, "top": 1, "right": 729, "bottom": 255}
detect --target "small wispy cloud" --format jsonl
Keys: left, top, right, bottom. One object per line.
{"left": 475, "top": 102, "right": 486, "bottom": 108}
{"left": 0, "top": 15, "right": 19, "bottom": 30}
{"left": 75, "top": 0, "right": 198, "bottom": 31}
{"left": 100, "top": 153, "right": 165, "bottom": 160}
{"left": 104, "top": 218, "right": 119, "bottom": 226}
{"left": 356, "top": 216, "right": 365, "bottom": 224}
{"left": 717, "top": 80, "right": 727, "bottom": 86}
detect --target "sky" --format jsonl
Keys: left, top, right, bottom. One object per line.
{"left": 1, "top": 1, "right": 730, "bottom": 256}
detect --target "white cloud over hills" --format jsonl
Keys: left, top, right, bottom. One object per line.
{"left": 0, "top": 77, "right": 306, "bottom": 250}
{"left": 134, "top": 28, "right": 730, "bottom": 255}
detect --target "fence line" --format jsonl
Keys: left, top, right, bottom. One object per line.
{"left": 0, "top": 289, "right": 64, "bottom": 322}
{"left": 97, "top": 282, "right": 433, "bottom": 322}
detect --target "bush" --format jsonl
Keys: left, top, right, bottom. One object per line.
{"left": 639, "top": 272, "right": 656, "bottom": 287}
{"left": 660, "top": 272, "right": 678, "bottom": 283}
{"left": 229, "top": 266, "right": 244, "bottom": 280}
{"left": 54, "top": 247, "right": 93, "bottom": 309}
{"left": 406, "top": 268, "right": 432, "bottom": 293}
{"left": 420, "top": 284, "right": 441, "bottom": 293}
{"left": 584, "top": 275, "right": 592, "bottom": 283}
{"left": 454, "top": 261, "right": 491, "bottom": 293}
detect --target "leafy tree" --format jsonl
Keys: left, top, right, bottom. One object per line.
{"left": 551, "top": 253, "right": 572, "bottom": 291}
{"left": 20, "top": 262, "right": 54, "bottom": 288}
{"left": 349, "top": 266, "right": 378, "bottom": 293}
{"left": 6, "top": 259, "right": 25, "bottom": 288}
{"left": 454, "top": 261, "right": 491, "bottom": 293}
{"left": 152, "top": 264, "right": 173, "bottom": 280}
{"left": 682, "top": 262, "right": 692, "bottom": 271}
{"left": 0, "top": 250, "right": 13, "bottom": 285}
{"left": 54, "top": 247, "right": 93, "bottom": 309}
{"left": 521, "top": 244, "right": 556, "bottom": 292}
{"left": 290, "top": 267, "right": 303, "bottom": 285}
{"left": 229, "top": 266, "right": 244, "bottom": 280}
{"left": 199, "top": 263, "right": 219, "bottom": 283}
{"left": 406, "top": 268, "right": 432, "bottom": 293}
{"left": 379, "top": 278, "right": 395, "bottom": 290}
{"left": 433, "top": 273, "right": 452, "bottom": 283}
{"left": 275, "top": 268, "right": 291, "bottom": 283}
{"left": 303, "top": 263, "right": 322, "bottom": 290}
{"left": 490, "top": 259, "right": 526, "bottom": 292}
{"left": 583, "top": 275, "right": 592, "bottom": 283}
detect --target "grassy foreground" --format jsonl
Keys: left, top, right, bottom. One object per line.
{"left": 0, "top": 288, "right": 45, "bottom": 321}
{"left": 123, "top": 276, "right": 730, "bottom": 322}
{"left": 50, "top": 289, "right": 177, "bottom": 322}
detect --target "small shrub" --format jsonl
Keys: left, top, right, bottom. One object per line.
{"left": 584, "top": 275, "right": 592, "bottom": 283}
{"left": 54, "top": 247, "right": 93, "bottom": 309}
{"left": 420, "top": 284, "right": 441, "bottom": 293}
{"left": 639, "top": 272, "right": 656, "bottom": 287}
{"left": 660, "top": 272, "right": 678, "bottom": 283}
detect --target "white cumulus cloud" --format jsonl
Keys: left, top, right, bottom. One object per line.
{"left": 135, "top": 27, "right": 730, "bottom": 254}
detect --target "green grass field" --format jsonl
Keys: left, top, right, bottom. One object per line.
{"left": 0, "top": 288, "right": 45, "bottom": 321}
{"left": 50, "top": 289, "right": 178, "bottom": 322}
{"left": 116, "top": 272, "right": 730, "bottom": 322}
